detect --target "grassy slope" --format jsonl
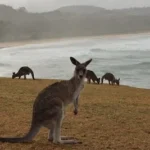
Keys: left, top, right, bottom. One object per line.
{"left": 0, "top": 78, "right": 150, "bottom": 150}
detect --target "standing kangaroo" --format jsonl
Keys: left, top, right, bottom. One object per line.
{"left": 86, "top": 70, "right": 100, "bottom": 84}
{"left": 0, "top": 57, "right": 92, "bottom": 144}
{"left": 101, "top": 73, "right": 120, "bottom": 85}
{"left": 12, "top": 66, "right": 35, "bottom": 80}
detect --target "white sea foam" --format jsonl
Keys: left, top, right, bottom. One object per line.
{"left": 0, "top": 34, "right": 150, "bottom": 89}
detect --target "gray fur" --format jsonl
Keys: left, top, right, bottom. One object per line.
{"left": 0, "top": 57, "right": 92, "bottom": 144}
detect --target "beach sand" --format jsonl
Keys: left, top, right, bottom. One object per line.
{"left": 1, "top": 32, "right": 150, "bottom": 49}
{"left": 0, "top": 78, "right": 150, "bottom": 149}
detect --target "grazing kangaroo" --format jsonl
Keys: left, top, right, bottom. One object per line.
{"left": 86, "top": 70, "right": 100, "bottom": 84}
{"left": 0, "top": 57, "right": 92, "bottom": 144}
{"left": 12, "top": 66, "right": 35, "bottom": 80}
{"left": 101, "top": 73, "right": 120, "bottom": 85}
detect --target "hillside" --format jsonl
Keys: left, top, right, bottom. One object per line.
{"left": 1, "top": 5, "right": 150, "bottom": 42}
{"left": 0, "top": 78, "right": 150, "bottom": 149}
{"left": 57, "top": 5, "right": 109, "bottom": 15}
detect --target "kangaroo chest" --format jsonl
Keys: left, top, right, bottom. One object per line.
{"left": 72, "top": 82, "right": 84, "bottom": 100}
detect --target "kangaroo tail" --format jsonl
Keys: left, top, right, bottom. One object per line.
{"left": 30, "top": 69, "right": 35, "bottom": 80}
{"left": 0, "top": 124, "right": 40, "bottom": 143}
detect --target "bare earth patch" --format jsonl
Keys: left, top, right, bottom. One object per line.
{"left": 0, "top": 78, "right": 150, "bottom": 150}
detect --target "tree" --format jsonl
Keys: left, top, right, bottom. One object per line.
{"left": 17, "top": 7, "right": 27, "bottom": 13}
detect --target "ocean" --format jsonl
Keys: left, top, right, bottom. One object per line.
{"left": 0, "top": 33, "right": 150, "bottom": 89}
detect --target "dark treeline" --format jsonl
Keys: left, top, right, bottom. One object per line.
{"left": 1, "top": 5, "right": 150, "bottom": 42}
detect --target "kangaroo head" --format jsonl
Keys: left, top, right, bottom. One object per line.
{"left": 115, "top": 78, "right": 120, "bottom": 85}
{"left": 97, "top": 78, "right": 100, "bottom": 84}
{"left": 12, "top": 72, "right": 16, "bottom": 79}
{"left": 70, "top": 57, "right": 92, "bottom": 79}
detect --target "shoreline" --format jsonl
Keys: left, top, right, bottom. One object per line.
{"left": 0, "top": 32, "right": 149, "bottom": 91}
{"left": 0, "top": 31, "right": 150, "bottom": 49}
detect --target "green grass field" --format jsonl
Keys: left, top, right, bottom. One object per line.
{"left": 0, "top": 78, "right": 150, "bottom": 150}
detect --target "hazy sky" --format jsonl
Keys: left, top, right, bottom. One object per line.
{"left": 0, "top": 0, "right": 150, "bottom": 12}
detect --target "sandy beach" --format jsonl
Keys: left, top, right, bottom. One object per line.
{"left": 1, "top": 32, "right": 150, "bottom": 49}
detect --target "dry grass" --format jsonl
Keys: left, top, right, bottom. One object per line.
{"left": 0, "top": 78, "right": 150, "bottom": 150}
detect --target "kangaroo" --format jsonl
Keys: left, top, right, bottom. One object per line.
{"left": 101, "top": 73, "right": 120, "bottom": 85}
{"left": 86, "top": 70, "right": 100, "bottom": 84}
{"left": 0, "top": 57, "right": 92, "bottom": 144}
{"left": 12, "top": 66, "right": 35, "bottom": 80}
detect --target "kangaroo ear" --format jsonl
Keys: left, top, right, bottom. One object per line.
{"left": 70, "top": 57, "right": 80, "bottom": 66}
{"left": 83, "top": 59, "right": 92, "bottom": 67}
{"left": 118, "top": 78, "right": 120, "bottom": 81}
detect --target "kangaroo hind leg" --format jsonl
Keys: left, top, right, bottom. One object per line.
{"left": 52, "top": 108, "right": 81, "bottom": 144}
{"left": 48, "top": 124, "right": 74, "bottom": 142}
